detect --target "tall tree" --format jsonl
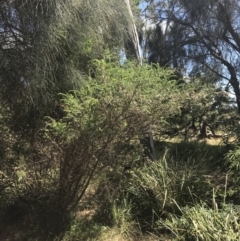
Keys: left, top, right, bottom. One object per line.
{"left": 0, "top": 0, "right": 130, "bottom": 133}
{"left": 142, "top": 0, "right": 240, "bottom": 112}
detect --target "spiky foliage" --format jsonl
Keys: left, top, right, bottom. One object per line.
{"left": 127, "top": 154, "right": 214, "bottom": 227}
{"left": 159, "top": 204, "right": 240, "bottom": 240}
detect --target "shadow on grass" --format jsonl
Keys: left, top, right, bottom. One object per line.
{"left": 0, "top": 196, "right": 71, "bottom": 241}
{"left": 154, "top": 140, "right": 231, "bottom": 168}
{"left": 62, "top": 217, "right": 105, "bottom": 241}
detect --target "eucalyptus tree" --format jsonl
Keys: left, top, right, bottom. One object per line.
{"left": 125, "top": 0, "right": 142, "bottom": 65}
{"left": 142, "top": 0, "right": 240, "bottom": 113}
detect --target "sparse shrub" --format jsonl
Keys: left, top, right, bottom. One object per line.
{"left": 42, "top": 58, "right": 178, "bottom": 213}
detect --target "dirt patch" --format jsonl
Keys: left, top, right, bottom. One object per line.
{"left": 76, "top": 208, "right": 96, "bottom": 220}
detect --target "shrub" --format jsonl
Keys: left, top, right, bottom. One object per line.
{"left": 43, "top": 59, "right": 179, "bottom": 212}
{"left": 0, "top": 58, "right": 180, "bottom": 239}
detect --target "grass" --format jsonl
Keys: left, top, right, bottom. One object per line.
{"left": 159, "top": 204, "right": 240, "bottom": 241}
{"left": 60, "top": 142, "right": 234, "bottom": 241}
{"left": 1, "top": 140, "right": 240, "bottom": 240}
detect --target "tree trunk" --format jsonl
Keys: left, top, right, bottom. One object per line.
{"left": 230, "top": 77, "right": 240, "bottom": 113}
{"left": 199, "top": 121, "right": 208, "bottom": 139}
{"left": 124, "top": 0, "right": 157, "bottom": 160}
{"left": 140, "top": 129, "right": 157, "bottom": 161}
{"left": 124, "top": 0, "right": 142, "bottom": 65}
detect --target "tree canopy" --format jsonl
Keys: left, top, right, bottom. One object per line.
{"left": 142, "top": 0, "right": 240, "bottom": 112}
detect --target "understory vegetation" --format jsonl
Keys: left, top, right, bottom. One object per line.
{"left": 1, "top": 0, "right": 240, "bottom": 240}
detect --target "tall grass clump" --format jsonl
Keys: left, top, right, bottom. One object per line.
{"left": 159, "top": 204, "right": 240, "bottom": 240}
{"left": 111, "top": 198, "right": 138, "bottom": 237}
{"left": 127, "top": 153, "right": 215, "bottom": 230}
